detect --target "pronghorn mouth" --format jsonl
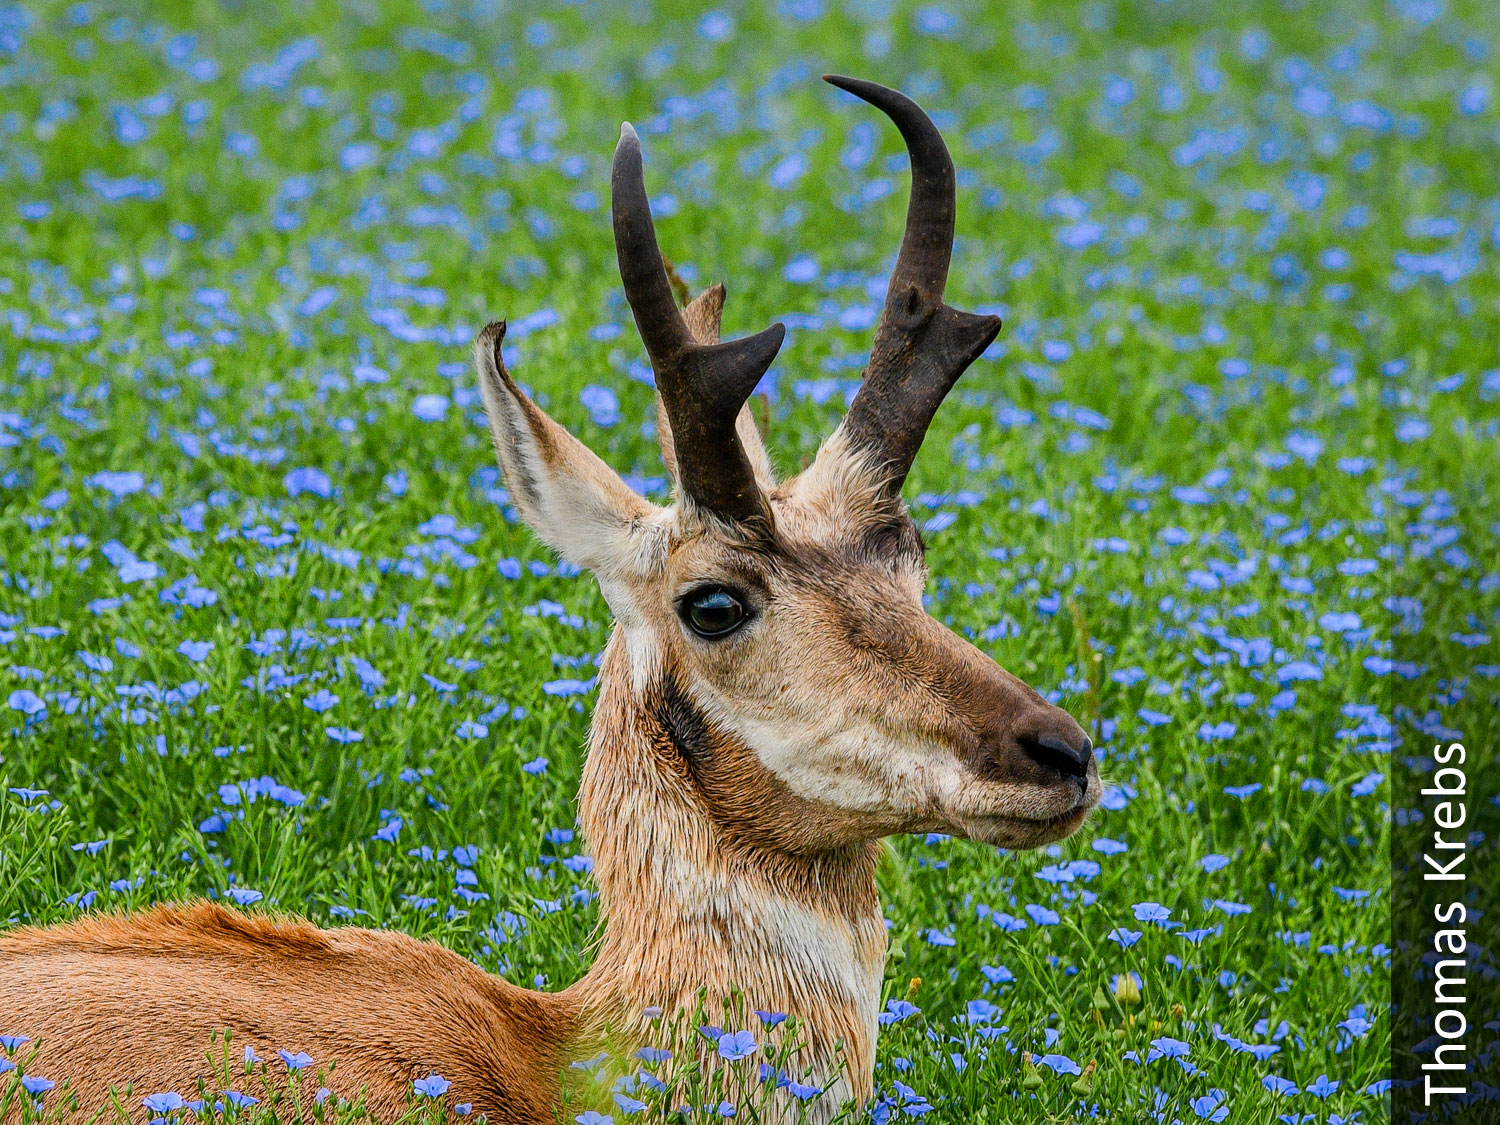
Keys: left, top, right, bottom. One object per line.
{"left": 958, "top": 802, "right": 1094, "bottom": 848}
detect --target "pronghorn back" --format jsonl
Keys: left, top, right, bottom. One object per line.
{"left": 0, "top": 903, "right": 579, "bottom": 1122}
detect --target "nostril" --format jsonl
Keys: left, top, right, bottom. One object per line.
{"left": 1019, "top": 732, "right": 1093, "bottom": 781}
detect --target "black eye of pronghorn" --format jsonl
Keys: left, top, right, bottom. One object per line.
{"left": 682, "top": 587, "right": 748, "bottom": 638}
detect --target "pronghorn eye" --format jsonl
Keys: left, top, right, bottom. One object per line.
{"left": 682, "top": 588, "right": 747, "bottom": 638}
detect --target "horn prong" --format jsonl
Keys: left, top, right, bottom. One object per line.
{"left": 610, "top": 121, "right": 784, "bottom": 525}
{"left": 825, "top": 75, "right": 1001, "bottom": 494}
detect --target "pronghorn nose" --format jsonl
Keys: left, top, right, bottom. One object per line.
{"left": 1018, "top": 728, "right": 1093, "bottom": 783}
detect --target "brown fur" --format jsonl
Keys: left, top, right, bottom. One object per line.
{"left": 574, "top": 637, "right": 886, "bottom": 1106}
{"left": 0, "top": 903, "right": 579, "bottom": 1122}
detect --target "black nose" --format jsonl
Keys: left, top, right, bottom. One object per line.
{"left": 1019, "top": 731, "right": 1093, "bottom": 782}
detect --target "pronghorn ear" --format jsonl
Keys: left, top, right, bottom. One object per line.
{"left": 475, "top": 322, "right": 660, "bottom": 576}
{"left": 656, "top": 283, "right": 777, "bottom": 493}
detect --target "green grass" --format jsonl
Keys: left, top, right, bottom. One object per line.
{"left": 2, "top": 0, "right": 1497, "bottom": 1120}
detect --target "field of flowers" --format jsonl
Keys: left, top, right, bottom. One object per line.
{"left": 2, "top": 0, "right": 1496, "bottom": 1121}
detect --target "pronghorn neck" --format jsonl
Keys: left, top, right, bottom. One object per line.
{"left": 572, "top": 631, "right": 887, "bottom": 1104}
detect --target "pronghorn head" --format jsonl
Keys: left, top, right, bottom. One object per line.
{"left": 476, "top": 76, "right": 1100, "bottom": 855}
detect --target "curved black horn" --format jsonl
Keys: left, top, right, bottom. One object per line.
{"left": 611, "top": 123, "right": 785, "bottom": 525}
{"left": 824, "top": 75, "right": 1002, "bottom": 494}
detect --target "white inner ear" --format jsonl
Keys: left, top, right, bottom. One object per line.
{"left": 474, "top": 325, "right": 668, "bottom": 582}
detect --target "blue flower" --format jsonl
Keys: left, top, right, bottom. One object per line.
{"left": 1306, "top": 1073, "right": 1339, "bottom": 1098}
{"left": 965, "top": 999, "right": 999, "bottom": 1024}
{"left": 302, "top": 689, "right": 339, "bottom": 713}
{"left": 78, "top": 651, "right": 114, "bottom": 672}
{"left": 177, "top": 639, "right": 213, "bottom": 663}
{"left": 1275, "top": 660, "right": 1322, "bottom": 683}
{"left": 283, "top": 467, "right": 333, "bottom": 498}
{"left": 698, "top": 10, "right": 734, "bottom": 39}
{"left": 1211, "top": 899, "right": 1252, "bottom": 916}
{"left": 542, "top": 677, "right": 596, "bottom": 697}
{"left": 1350, "top": 772, "right": 1383, "bottom": 797}
{"left": 783, "top": 259, "right": 819, "bottom": 289}
{"left": 7, "top": 690, "right": 45, "bottom": 716}
{"left": 1036, "top": 1053, "right": 1080, "bottom": 1075}
{"left": 1148, "top": 1037, "right": 1191, "bottom": 1059}
{"left": 879, "top": 999, "right": 920, "bottom": 1024}
{"left": 141, "top": 1092, "right": 184, "bottom": 1113}
{"left": 413, "top": 1073, "right": 450, "bottom": 1097}
{"left": 1338, "top": 1014, "right": 1373, "bottom": 1039}
{"left": 1132, "top": 902, "right": 1172, "bottom": 924}
{"left": 1191, "top": 1093, "right": 1228, "bottom": 1121}
{"left": 412, "top": 394, "right": 449, "bottom": 421}
{"left": 87, "top": 470, "right": 146, "bottom": 497}
{"left": 579, "top": 385, "right": 620, "bottom": 427}
{"left": 1024, "top": 904, "right": 1060, "bottom": 925}
{"left": 278, "top": 1050, "right": 313, "bottom": 1070}
{"left": 716, "top": 1029, "right": 757, "bottom": 1061}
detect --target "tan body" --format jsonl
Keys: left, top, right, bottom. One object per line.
{"left": 0, "top": 906, "right": 578, "bottom": 1121}
{"left": 1, "top": 76, "right": 1101, "bottom": 1125}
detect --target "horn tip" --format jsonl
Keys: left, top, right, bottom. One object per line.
{"left": 618, "top": 121, "right": 639, "bottom": 146}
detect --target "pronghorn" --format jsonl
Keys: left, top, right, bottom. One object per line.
{"left": 0, "top": 76, "right": 1099, "bottom": 1123}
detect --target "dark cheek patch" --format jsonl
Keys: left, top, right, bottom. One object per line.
{"left": 645, "top": 672, "right": 880, "bottom": 853}
{"left": 652, "top": 674, "right": 717, "bottom": 780}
